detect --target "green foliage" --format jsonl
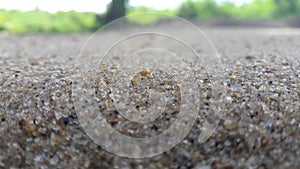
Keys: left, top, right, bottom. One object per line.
{"left": 0, "top": 9, "right": 100, "bottom": 34}
{"left": 195, "top": 0, "right": 228, "bottom": 19}
{"left": 176, "top": 0, "right": 298, "bottom": 20}
{"left": 1, "top": 0, "right": 300, "bottom": 34}
{"left": 126, "top": 7, "right": 176, "bottom": 25}
{"left": 234, "top": 0, "right": 276, "bottom": 19}
{"left": 125, "top": 0, "right": 300, "bottom": 25}
{"left": 177, "top": 0, "right": 198, "bottom": 19}
{"left": 178, "top": 0, "right": 233, "bottom": 19}
{"left": 273, "top": 0, "right": 300, "bottom": 18}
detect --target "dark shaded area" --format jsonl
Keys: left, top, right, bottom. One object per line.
{"left": 105, "top": 0, "right": 128, "bottom": 24}
{"left": 274, "top": 0, "right": 299, "bottom": 17}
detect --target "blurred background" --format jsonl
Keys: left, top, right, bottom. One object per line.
{"left": 0, "top": 0, "right": 300, "bottom": 34}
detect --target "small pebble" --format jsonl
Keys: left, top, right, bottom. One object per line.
{"left": 63, "top": 118, "right": 69, "bottom": 125}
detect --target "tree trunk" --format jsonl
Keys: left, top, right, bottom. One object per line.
{"left": 105, "top": 0, "right": 128, "bottom": 24}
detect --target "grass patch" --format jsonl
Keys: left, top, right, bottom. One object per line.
{"left": 0, "top": 9, "right": 100, "bottom": 34}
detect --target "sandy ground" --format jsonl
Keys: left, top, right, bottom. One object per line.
{"left": 0, "top": 24, "right": 300, "bottom": 168}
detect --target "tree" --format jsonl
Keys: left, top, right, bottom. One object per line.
{"left": 177, "top": 0, "right": 198, "bottom": 19}
{"left": 273, "top": 0, "right": 299, "bottom": 17}
{"left": 105, "top": 0, "right": 128, "bottom": 24}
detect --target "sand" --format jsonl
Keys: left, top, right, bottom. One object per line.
{"left": 0, "top": 25, "right": 299, "bottom": 168}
